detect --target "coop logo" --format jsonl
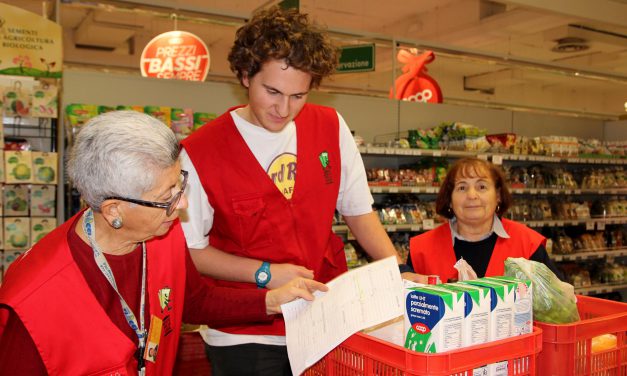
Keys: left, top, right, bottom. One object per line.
{"left": 140, "top": 31, "right": 210, "bottom": 81}
{"left": 413, "top": 322, "right": 430, "bottom": 334}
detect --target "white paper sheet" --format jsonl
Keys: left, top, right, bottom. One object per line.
{"left": 281, "top": 256, "right": 404, "bottom": 375}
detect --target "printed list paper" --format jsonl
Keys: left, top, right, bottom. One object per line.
{"left": 281, "top": 256, "right": 404, "bottom": 375}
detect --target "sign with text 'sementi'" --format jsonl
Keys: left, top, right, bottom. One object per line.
{"left": 0, "top": 3, "right": 63, "bottom": 78}
{"left": 140, "top": 31, "right": 210, "bottom": 81}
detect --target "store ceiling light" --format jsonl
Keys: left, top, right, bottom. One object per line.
{"left": 551, "top": 37, "right": 590, "bottom": 53}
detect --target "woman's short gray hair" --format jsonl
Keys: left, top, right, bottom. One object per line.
{"left": 67, "top": 110, "right": 180, "bottom": 211}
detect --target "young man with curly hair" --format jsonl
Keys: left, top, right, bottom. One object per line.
{"left": 180, "top": 6, "right": 423, "bottom": 375}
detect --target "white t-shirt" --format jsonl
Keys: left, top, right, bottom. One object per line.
{"left": 179, "top": 108, "right": 373, "bottom": 346}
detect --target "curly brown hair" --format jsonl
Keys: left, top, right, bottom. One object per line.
{"left": 436, "top": 157, "right": 512, "bottom": 219}
{"left": 228, "top": 6, "right": 339, "bottom": 88}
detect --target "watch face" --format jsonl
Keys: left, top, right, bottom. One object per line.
{"left": 258, "top": 272, "right": 269, "bottom": 282}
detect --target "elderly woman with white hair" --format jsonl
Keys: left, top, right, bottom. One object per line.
{"left": 0, "top": 111, "right": 326, "bottom": 375}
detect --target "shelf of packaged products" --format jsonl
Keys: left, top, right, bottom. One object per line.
{"left": 575, "top": 282, "right": 627, "bottom": 296}
{"left": 358, "top": 146, "right": 627, "bottom": 165}
{"left": 332, "top": 217, "right": 627, "bottom": 234}
{"left": 551, "top": 247, "right": 627, "bottom": 262}
{"left": 368, "top": 186, "right": 627, "bottom": 195}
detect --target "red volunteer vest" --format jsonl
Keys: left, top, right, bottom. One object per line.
{"left": 0, "top": 212, "right": 187, "bottom": 376}
{"left": 182, "top": 104, "right": 345, "bottom": 336}
{"left": 409, "top": 218, "right": 545, "bottom": 283}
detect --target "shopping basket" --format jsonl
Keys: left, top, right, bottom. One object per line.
{"left": 534, "top": 295, "right": 627, "bottom": 376}
{"left": 305, "top": 326, "right": 542, "bottom": 376}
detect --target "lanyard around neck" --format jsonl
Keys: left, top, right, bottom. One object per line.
{"left": 82, "top": 208, "right": 147, "bottom": 372}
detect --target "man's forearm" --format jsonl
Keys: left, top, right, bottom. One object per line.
{"left": 189, "top": 245, "right": 261, "bottom": 282}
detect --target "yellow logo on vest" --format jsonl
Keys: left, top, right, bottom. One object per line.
{"left": 158, "top": 287, "right": 172, "bottom": 313}
{"left": 267, "top": 153, "right": 296, "bottom": 199}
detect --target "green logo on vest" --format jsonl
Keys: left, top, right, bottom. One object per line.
{"left": 319, "top": 152, "right": 329, "bottom": 168}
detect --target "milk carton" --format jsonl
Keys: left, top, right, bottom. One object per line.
{"left": 461, "top": 279, "right": 514, "bottom": 341}
{"left": 439, "top": 283, "right": 491, "bottom": 347}
{"left": 484, "top": 276, "right": 533, "bottom": 336}
{"left": 404, "top": 285, "right": 464, "bottom": 353}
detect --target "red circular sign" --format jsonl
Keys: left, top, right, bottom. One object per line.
{"left": 140, "top": 31, "right": 210, "bottom": 81}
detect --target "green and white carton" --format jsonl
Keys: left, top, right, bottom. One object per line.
{"left": 404, "top": 284, "right": 464, "bottom": 353}
{"left": 484, "top": 276, "right": 533, "bottom": 336}
{"left": 439, "top": 283, "right": 491, "bottom": 347}
{"left": 461, "top": 278, "right": 514, "bottom": 341}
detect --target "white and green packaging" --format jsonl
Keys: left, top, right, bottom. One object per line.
{"left": 462, "top": 278, "right": 514, "bottom": 341}
{"left": 439, "top": 283, "right": 491, "bottom": 347}
{"left": 404, "top": 285, "right": 464, "bottom": 353}
{"left": 484, "top": 276, "right": 533, "bottom": 336}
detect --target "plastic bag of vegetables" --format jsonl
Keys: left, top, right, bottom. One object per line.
{"left": 504, "top": 257, "right": 580, "bottom": 324}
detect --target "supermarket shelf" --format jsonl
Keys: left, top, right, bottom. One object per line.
{"left": 522, "top": 217, "right": 627, "bottom": 228}
{"left": 551, "top": 247, "right": 627, "bottom": 262}
{"left": 333, "top": 222, "right": 442, "bottom": 234}
{"left": 575, "top": 282, "right": 627, "bottom": 295}
{"left": 358, "top": 146, "right": 627, "bottom": 165}
{"left": 333, "top": 218, "right": 627, "bottom": 234}
{"left": 369, "top": 186, "right": 627, "bottom": 195}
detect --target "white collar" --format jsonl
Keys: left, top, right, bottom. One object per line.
{"left": 449, "top": 214, "right": 510, "bottom": 245}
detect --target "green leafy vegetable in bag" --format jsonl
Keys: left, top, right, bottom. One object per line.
{"left": 505, "top": 257, "right": 580, "bottom": 324}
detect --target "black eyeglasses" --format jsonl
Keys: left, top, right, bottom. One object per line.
{"left": 105, "top": 170, "right": 188, "bottom": 216}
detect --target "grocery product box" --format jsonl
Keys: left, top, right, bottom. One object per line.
{"left": 4, "top": 217, "right": 31, "bottom": 250}
{"left": 3, "top": 249, "right": 25, "bottom": 274}
{"left": 171, "top": 108, "right": 194, "bottom": 137}
{"left": 5, "top": 150, "right": 33, "bottom": 183}
{"left": 144, "top": 106, "right": 171, "bottom": 127}
{"left": 404, "top": 285, "right": 464, "bottom": 353}
{"left": 31, "top": 217, "right": 56, "bottom": 245}
{"left": 439, "top": 283, "right": 491, "bottom": 347}
{"left": 484, "top": 276, "right": 533, "bottom": 336}
{"left": 31, "top": 151, "right": 58, "bottom": 184}
{"left": 4, "top": 184, "right": 29, "bottom": 216}
{"left": 193, "top": 112, "right": 217, "bottom": 131}
{"left": 462, "top": 279, "right": 514, "bottom": 341}
{"left": 30, "top": 184, "right": 56, "bottom": 217}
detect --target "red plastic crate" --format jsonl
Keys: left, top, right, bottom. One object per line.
{"left": 535, "top": 295, "right": 627, "bottom": 376}
{"left": 305, "top": 326, "right": 542, "bottom": 376}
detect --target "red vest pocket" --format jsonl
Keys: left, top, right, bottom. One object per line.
{"left": 231, "top": 195, "right": 273, "bottom": 250}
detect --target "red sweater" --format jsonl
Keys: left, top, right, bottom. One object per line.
{"left": 0, "top": 213, "right": 271, "bottom": 375}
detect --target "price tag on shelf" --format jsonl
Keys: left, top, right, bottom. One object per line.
{"left": 492, "top": 155, "right": 503, "bottom": 165}
{"left": 410, "top": 187, "right": 420, "bottom": 193}
{"left": 597, "top": 222, "right": 606, "bottom": 231}
{"left": 540, "top": 189, "right": 548, "bottom": 194}
{"left": 422, "top": 219, "right": 435, "bottom": 230}
{"left": 575, "top": 189, "right": 582, "bottom": 194}
{"left": 413, "top": 149, "right": 422, "bottom": 156}
{"left": 564, "top": 190, "right": 572, "bottom": 195}
{"left": 371, "top": 187, "right": 383, "bottom": 193}
{"left": 410, "top": 225, "right": 421, "bottom": 232}
{"left": 556, "top": 221, "right": 564, "bottom": 226}
{"left": 389, "top": 187, "right": 399, "bottom": 193}
{"left": 386, "top": 226, "right": 397, "bottom": 232}
{"left": 586, "top": 221, "right": 595, "bottom": 230}
{"left": 433, "top": 151, "right": 442, "bottom": 157}
{"left": 478, "top": 154, "right": 488, "bottom": 161}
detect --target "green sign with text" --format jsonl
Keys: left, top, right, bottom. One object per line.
{"left": 337, "top": 44, "right": 375, "bottom": 73}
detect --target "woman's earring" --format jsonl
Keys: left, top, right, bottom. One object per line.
{"left": 111, "top": 218, "right": 123, "bottom": 229}
{"left": 496, "top": 204, "right": 501, "bottom": 212}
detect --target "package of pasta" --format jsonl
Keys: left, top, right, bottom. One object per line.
{"left": 504, "top": 257, "right": 580, "bottom": 324}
